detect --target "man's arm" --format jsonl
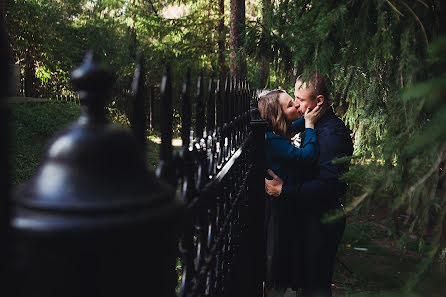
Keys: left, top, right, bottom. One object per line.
{"left": 266, "top": 120, "right": 353, "bottom": 209}
{"left": 265, "top": 168, "right": 347, "bottom": 210}
{"left": 265, "top": 169, "right": 283, "bottom": 197}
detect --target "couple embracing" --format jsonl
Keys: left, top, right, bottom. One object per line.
{"left": 259, "top": 73, "right": 353, "bottom": 297}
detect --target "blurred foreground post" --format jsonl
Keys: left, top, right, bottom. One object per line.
{"left": 11, "top": 52, "right": 183, "bottom": 297}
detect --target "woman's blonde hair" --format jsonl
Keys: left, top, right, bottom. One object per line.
{"left": 257, "top": 89, "right": 289, "bottom": 138}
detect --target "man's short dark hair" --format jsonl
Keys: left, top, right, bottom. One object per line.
{"left": 296, "top": 72, "right": 329, "bottom": 101}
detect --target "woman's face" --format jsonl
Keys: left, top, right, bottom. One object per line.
{"left": 278, "top": 92, "right": 301, "bottom": 123}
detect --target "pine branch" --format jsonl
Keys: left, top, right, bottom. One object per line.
{"left": 247, "top": 20, "right": 283, "bottom": 42}
{"left": 147, "top": 0, "right": 158, "bottom": 16}
{"left": 440, "top": 163, "right": 446, "bottom": 180}
{"left": 404, "top": 190, "right": 446, "bottom": 291}
{"left": 322, "top": 187, "right": 374, "bottom": 223}
{"left": 408, "top": 142, "right": 446, "bottom": 197}
{"left": 385, "top": 0, "right": 405, "bottom": 17}
{"left": 415, "top": 0, "right": 429, "bottom": 9}
{"left": 398, "top": 0, "right": 429, "bottom": 47}
{"left": 344, "top": 184, "right": 385, "bottom": 215}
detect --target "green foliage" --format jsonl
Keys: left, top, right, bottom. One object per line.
{"left": 245, "top": 1, "right": 445, "bottom": 288}
{"left": 9, "top": 102, "right": 81, "bottom": 184}
{"left": 7, "top": 0, "right": 84, "bottom": 96}
{"left": 341, "top": 220, "right": 390, "bottom": 248}
{"left": 7, "top": 0, "right": 231, "bottom": 131}
{"left": 10, "top": 102, "right": 160, "bottom": 184}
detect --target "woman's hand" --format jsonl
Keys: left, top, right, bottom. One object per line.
{"left": 304, "top": 105, "right": 323, "bottom": 129}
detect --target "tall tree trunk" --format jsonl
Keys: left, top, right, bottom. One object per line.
{"left": 217, "top": 0, "right": 225, "bottom": 76}
{"left": 229, "top": 0, "right": 246, "bottom": 80}
{"left": 129, "top": 23, "right": 137, "bottom": 60}
{"left": 129, "top": 0, "right": 137, "bottom": 60}
{"left": 260, "top": 0, "right": 271, "bottom": 88}
{"left": 24, "top": 46, "right": 35, "bottom": 97}
{"left": 0, "top": 0, "right": 11, "bottom": 60}
{"left": 260, "top": 58, "right": 269, "bottom": 89}
{"left": 0, "top": 0, "right": 4, "bottom": 26}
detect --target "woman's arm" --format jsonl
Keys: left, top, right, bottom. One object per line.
{"left": 268, "top": 128, "right": 318, "bottom": 165}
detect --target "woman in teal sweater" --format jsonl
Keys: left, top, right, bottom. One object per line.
{"left": 258, "top": 90, "right": 321, "bottom": 296}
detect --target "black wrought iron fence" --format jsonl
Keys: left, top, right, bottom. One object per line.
{"left": 155, "top": 63, "right": 267, "bottom": 297}
{"left": 4, "top": 49, "right": 267, "bottom": 297}
{"left": 54, "top": 94, "right": 80, "bottom": 104}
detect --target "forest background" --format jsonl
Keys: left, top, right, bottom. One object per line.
{"left": 4, "top": 0, "right": 446, "bottom": 295}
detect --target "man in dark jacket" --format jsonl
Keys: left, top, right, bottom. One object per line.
{"left": 265, "top": 73, "right": 353, "bottom": 297}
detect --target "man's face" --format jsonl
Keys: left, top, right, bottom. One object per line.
{"left": 294, "top": 80, "right": 318, "bottom": 115}
{"left": 278, "top": 92, "right": 301, "bottom": 122}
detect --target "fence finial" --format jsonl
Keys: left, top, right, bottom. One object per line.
{"left": 71, "top": 50, "right": 113, "bottom": 123}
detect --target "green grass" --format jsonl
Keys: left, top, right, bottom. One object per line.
{"left": 146, "top": 138, "right": 160, "bottom": 169}
{"left": 9, "top": 102, "right": 81, "bottom": 184}
{"left": 340, "top": 220, "right": 390, "bottom": 248}
{"left": 10, "top": 102, "right": 160, "bottom": 185}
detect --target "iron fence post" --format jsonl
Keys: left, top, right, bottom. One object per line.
{"left": 156, "top": 64, "right": 176, "bottom": 186}
{"left": 0, "top": 17, "right": 12, "bottom": 296}
{"left": 248, "top": 103, "right": 267, "bottom": 297}
{"left": 11, "top": 52, "right": 183, "bottom": 297}
{"left": 130, "top": 51, "right": 146, "bottom": 150}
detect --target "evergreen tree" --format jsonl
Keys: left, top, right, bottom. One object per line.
{"left": 230, "top": 0, "right": 246, "bottom": 79}
{"left": 246, "top": 0, "right": 445, "bottom": 286}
